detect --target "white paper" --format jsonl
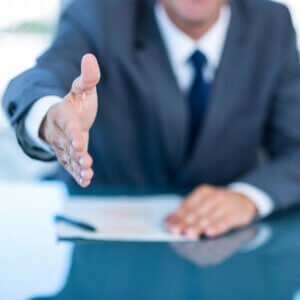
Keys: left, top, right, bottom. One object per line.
{"left": 56, "top": 195, "right": 197, "bottom": 242}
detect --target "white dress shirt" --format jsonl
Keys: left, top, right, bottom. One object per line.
{"left": 24, "top": 3, "right": 274, "bottom": 217}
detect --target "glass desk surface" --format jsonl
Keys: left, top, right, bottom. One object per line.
{"left": 1, "top": 182, "right": 300, "bottom": 300}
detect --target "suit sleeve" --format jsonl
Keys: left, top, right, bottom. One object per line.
{"left": 238, "top": 8, "right": 300, "bottom": 212}
{"left": 2, "top": 3, "right": 99, "bottom": 161}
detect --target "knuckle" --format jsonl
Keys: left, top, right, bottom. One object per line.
{"left": 200, "top": 218, "right": 209, "bottom": 227}
{"left": 217, "top": 207, "right": 226, "bottom": 217}
{"left": 198, "top": 184, "right": 212, "bottom": 193}
{"left": 185, "top": 214, "right": 196, "bottom": 224}
{"left": 85, "top": 158, "right": 92, "bottom": 168}
{"left": 211, "top": 190, "right": 223, "bottom": 200}
{"left": 172, "top": 216, "right": 181, "bottom": 224}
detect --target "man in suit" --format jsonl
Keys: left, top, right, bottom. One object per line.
{"left": 3, "top": 0, "right": 300, "bottom": 238}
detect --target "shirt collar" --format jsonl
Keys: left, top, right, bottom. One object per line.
{"left": 154, "top": 3, "right": 231, "bottom": 71}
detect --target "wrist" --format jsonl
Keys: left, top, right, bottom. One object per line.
{"left": 241, "top": 193, "right": 259, "bottom": 217}
{"left": 38, "top": 104, "right": 57, "bottom": 145}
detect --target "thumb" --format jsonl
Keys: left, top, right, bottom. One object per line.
{"left": 71, "top": 53, "right": 101, "bottom": 96}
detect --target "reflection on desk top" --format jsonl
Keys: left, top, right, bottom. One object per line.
{"left": 1, "top": 182, "right": 300, "bottom": 300}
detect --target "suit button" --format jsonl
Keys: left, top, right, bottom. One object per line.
{"left": 8, "top": 102, "right": 17, "bottom": 117}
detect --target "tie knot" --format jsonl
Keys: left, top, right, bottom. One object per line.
{"left": 190, "top": 50, "right": 207, "bottom": 72}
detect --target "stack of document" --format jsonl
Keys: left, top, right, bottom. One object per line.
{"left": 56, "top": 195, "right": 197, "bottom": 242}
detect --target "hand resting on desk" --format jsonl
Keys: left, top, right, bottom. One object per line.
{"left": 165, "top": 185, "right": 258, "bottom": 238}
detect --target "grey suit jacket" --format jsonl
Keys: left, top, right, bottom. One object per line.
{"left": 2, "top": 0, "right": 300, "bottom": 211}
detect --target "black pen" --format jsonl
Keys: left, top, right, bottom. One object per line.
{"left": 54, "top": 215, "right": 97, "bottom": 232}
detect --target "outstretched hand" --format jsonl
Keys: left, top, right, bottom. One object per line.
{"left": 40, "top": 54, "right": 101, "bottom": 187}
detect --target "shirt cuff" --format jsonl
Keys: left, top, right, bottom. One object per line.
{"left": 24, "top": 96, "right": 62, "bottom": 153}
{"left": 228, "top": 182, "right": 274, "bottom": 218}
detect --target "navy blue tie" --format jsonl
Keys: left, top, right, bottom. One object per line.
{"left": 187, "top": 50, "right": 211, "bottom": 150}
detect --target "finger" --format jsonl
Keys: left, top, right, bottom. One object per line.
{"left": 80, "top": 180, "right": 91, "bottom": 188}
{"left": 165, "top": 190, "right": 219, "bottom": 233}
{"left": 53, "top": 136, "right": 93, "bottom": 175}
{"left": 165, "top": 186, "right": 212, "bottom": 224}
{"left": 67, "top": 164, "right": 84, "bottom": 187}
{"left": 74, "top": 151, "right": 93, "bottom": 169}
{"left": 175, "top": 196, "right": 220, "bottom": 232}
{"left": 176, "top": 214, "right": 199, "bottom": 236}
{"left": 165, "top": 217, "right": 193, "bottom": 235}
{"left": 75, "top": 169, "right": 93, "bottom": 188}
{"left": 183, "top": 205, "right": 226, "bottom": 238}
{"left": 68, "top": 156, "right": 94, "bottom": 185}
{"left": 64, "top": 158, "right": 93, "bottom": 188}
{"left": 192, "top": 195, "right": 222, "bottom": 218}
{"left": 56, "top": 148, "right": 80, "bottom": 177}
{"left": 60, "top": 147, "right": 94, "bottom": 177}
{"left": 204, "top": 214, "right": 235, "bottom": 238}
{"left": 184, "top": 213, "right": 216, "bottom": 238}
{"left": 165, "top": 186, "right": 218, "bottom": 236}
{"left": 55, "top": 147, "right": 93, "bottom": 186}
{"left": 79, "top": 168, "right": 94, "bottom": 182}
{"left": 167, "top": 185, "right": 215, "bottom": 226}
{"left": 165, "top": 208, "right": 191, "bottom": 234}
{"left": 165, "top": 207, "right": 186, "bottom": 225}
{"left": 71, "top": 54, "right": 101, "bottom": 96}
{"left": 166, "top": 206, "right": 211, "bottom": 236}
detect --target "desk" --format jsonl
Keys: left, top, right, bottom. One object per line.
{"left": 1, "top": 182, "right": 300, "bottom": 300}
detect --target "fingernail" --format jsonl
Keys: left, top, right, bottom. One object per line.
{"left": 80, "top": 170, "right": 86, "bottom": 178}
{"left": 72, "top": 140, "right": 76, "bottom": 148}
{"left": 79, "top": 178, "right": 83, "bottom": 184}
{"left": 79, "top": 158, "right": 84, "bottom": 166}
{"left": 170, "top": 226, "right": 181, "bottom": 235}
{"left": 205, "top": 228, "right": 215, "bottom": 236}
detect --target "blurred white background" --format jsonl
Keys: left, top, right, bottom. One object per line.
{"left": 0, "top": 0, "right": 299, "bottom": 181}
{"left": 0, "top": 0, "right": 67, "bottom": 180}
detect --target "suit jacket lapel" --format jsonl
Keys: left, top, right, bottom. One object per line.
{"left": 134, "top": 0, "right": 189, "bottom": 177}
{"left": 179, "top": 0, "right": 251, "bottom": 184}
